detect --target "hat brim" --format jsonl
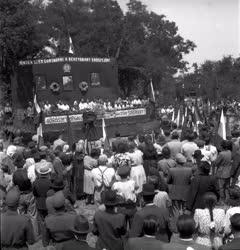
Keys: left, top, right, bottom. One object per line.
{"left": 51, "top": 184, "right": 65, "bottom": 190}
{"left": 72, "top": 224, "right": 92, "bottom": 235}
{"left": 37, "top": 169, "right": 52, "bottom": 175}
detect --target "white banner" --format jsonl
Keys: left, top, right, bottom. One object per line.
{"left": 44, "top": 108, "right": 146, "bottom": 125}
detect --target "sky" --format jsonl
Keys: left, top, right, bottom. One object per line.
{"left": 117, "top": 0, "right": 240, "bottom": 67}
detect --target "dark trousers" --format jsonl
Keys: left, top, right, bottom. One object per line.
{"left": 37, "top": 209, "right": 48, "bottom": 234}
{"left": 218, "top": 178, "right": 230, "bottom": 201}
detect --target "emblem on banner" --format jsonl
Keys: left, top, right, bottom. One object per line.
{"left": 63, "top": 63, "right": 71, "bottom": 73}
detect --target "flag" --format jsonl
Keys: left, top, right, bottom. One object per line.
{"left": 68, "top": 35, "right": 74, "bottom": 54}
{"left": 171, "top": 109, "right": 175, "bottom": 122}
{"left": 181, "top": 113, "right": 185, "bottom": 126}
{"left": 66, "top": 113, "right": 73, "bottom": 147}
{"left": 150, "top": 79, "right": 155, "bottom": 102}
{"left": 102, "top": 118, "right": 110, "bottom": 150}
{"left": 34, "top": 94, "right": 41, "bottom": 114}
{"left": 175, "top": 109, "right": 180, "bottom": 127}
{"left": 218, "top": 109, "right": 226, "bottom": 140}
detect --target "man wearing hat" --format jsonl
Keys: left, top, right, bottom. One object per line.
{"left": 130, "top": 183, "right": 171, "bottom": 242}
{"left": 1, "top": 187, "right": 35, "bottom": 249}
{"left": 33, "top": 162, "right": 52, "bottom": 231}
{"left": 167, "top": 153, "right": 192, "bottom": 230}
{"left": 62, "top": 215, "right": 94, "bottom": 250}
{"left": 42, "top": 191, "right": 76, "bottom": 248}
{"left": 93, "top": 190, "right": 126, "bottom": 250}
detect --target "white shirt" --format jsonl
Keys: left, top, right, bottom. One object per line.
{"left": 92, "top": 166, "right": 115, "bottom": 188}
{"left": 224, "top": 207, "right": 240, "bottom": 234}
{"left": 112, "top": 179, "right": 137, "bottom": 202}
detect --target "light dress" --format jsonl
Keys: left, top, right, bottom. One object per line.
{"left": 194, "top": 208, "right": 225, "bottom": 249}
{"left": 127, "top": 149, "right": 146, "bottom": 194}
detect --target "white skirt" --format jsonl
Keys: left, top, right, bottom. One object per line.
{"left": 83, "top": 169, "right": 94, "bottom": 194}
{"left": 130, "top": 164, "right": 146, "bottom": 194}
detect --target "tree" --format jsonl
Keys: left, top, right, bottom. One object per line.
{"left": 0, "top": 0, "right": 46, "bottom": 103}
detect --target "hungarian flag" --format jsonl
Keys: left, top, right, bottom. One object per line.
{"left": 102, "top": 118, "right": 110, "bottom": 150}
{"left": 218, "top": 109, "right": 226, "bottom": 140}
{"left": 34, "top": 94, "right": 44, "bottom": 147}
{"left": 68, "top": 35, "right": 74, "bottom": 55}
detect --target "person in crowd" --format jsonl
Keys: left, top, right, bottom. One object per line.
{"left": 203, "top": 136, "right": 218, "bottom": 164}
{"left": 112, "top": 165, "right": 138, "bottom": 227}
{"left": 52, "top": 147, "right": 65, "bottom": 179}
{"left": 230, "top": 139, "right": 240, "bottom": 185}
{"left": 42, "top": 191, "right": 77, "bottom": 248}
{"left": 142, "top": 136, "right": 158, "bottom": 177}
{"left": 167, "top": 153, "right": 192, "bottom": 212}
{"left": 148, "top": 175, "right": 171, "bottom": 211}
{"left": 187, "top": 161, "right": 219, "bottom": 211}
{"left": 157, "top": 147, "right": 176, "bottom": 181}
{"left": 72, "top": 142, "right": 85, "bottom": 199}
{"left": 60, "top": 152, "right": 73, "bottom": 189}
{"left": 163, "top": 130, "right": 172, "bottom": 144}
{"left": 84, "top": 148, "right": 100, "bottom": 205}
{"left": 125, "top": 215, "right": 164, "bottom": 250}
{"left": 164, "top": 131, "right": 182, "bottom": 159}
{"left": 162, "top": 214, "right": 210, "bottom": 250}
{"left": 16, "top": 168, "right": 38, "bottom": 240}
{"left": 93, "top": 190, "right": 126, "bottom": 250}
{"left": 1, "top": 187, "right": 35, "bottom": 249}
{"left": 194, "top": 192, "right": 225, "bottom": 249}
{"left": 92, "top": 154, "right": 115, "bottom": 205}
{"left": 62, "top": 214, "right": 94, "bottom": 250}
{"left": 130, "top": 183, "right": 171, "bottom": 242}
{"left": 23, "top": 157, "right": 36, "bottom": 183}
{"left": 111, "top": 131, "right": 122, "bottom": 153}
{"left": 0, "top": 164, "right": 13, "bottom": 191}
{"left": 2, "top": 145, "right": 17, "bottom": 174}
{"left": 0, "top": 141, "right": 6, "bottom": 163}
{"left": 220, "top": 213, "right": 240, "bottom": 250}
{"left": 53, "top": 133, "right": 66, "bottom": 150}
{"left": 127, "top": 141, "right": 146, "bottom": 194}
{"left": 224, "top": 179, "right": 240, "bottom": 237}
{"left": 32, "top": 162, "right": 52, "bottom": 232}
{"left": 46, "top": 176, "right": 76, "bottom": 214}
{"left": 181, "top": 132, "right": 199, "bottom": 162}
{"left": 215, "top": 140, "right": 233, "bottom": 202}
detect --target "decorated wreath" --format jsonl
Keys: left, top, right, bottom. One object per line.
{"left": 79, "top": 81, "right": 88, "bottom": 93}
{"left": 50, "top": 82, "right": 60, "bottom": 93}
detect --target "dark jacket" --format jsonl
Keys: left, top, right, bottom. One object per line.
{"left": 93, "top": 210, "right": 126, "bottom": 250}
{"left": 32, "top": 176, "right": 52, "bottom": 211}
{"left": 1, "top": 209, "right": 35, "bottom": 248}
{"left": 129, "top": 204, "right": 171, "bottom": 242}
{"left": 167, "top": 166, "right": 192, "bottom": 201}
{"left": 125, "top": 236, "right": 164, "bottom": 250}
{"left": 62, "top": 239, "right": 95, "bottom": 250}
{"left": 215, "top": 150, "right": 232, "bottom": 179}
{"left": 219, "top": 238, "right": 240, "bottom": 250}
{"left": 186, "top": 174, "right": 219, "bottom": 211}
{"left": 42, "top": 210, "right": 76, "bottom": 247}
{"left": 12, "top": 168, "right": 31, "bottom": 192}
{"left": 231, "top": 149, "right": 240, "bottom": 184}
{"left": 112, "top": 137, "right": 122, "bottom": 153}
{"left": 162, "top": 237, "right": 210, "bottom": 250}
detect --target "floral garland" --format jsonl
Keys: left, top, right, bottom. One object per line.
{"left": 79, "top": 81, "right": 88, "bottom": 93}
{"left": 50, "top": 82, "right": 60, "bottom": 93}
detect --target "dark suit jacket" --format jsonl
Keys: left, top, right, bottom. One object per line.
{"left": 129, "top": 204, "right": 171, "bottom": 242}
{"left": 112, "top": 138, "right": 122, "bottom": 153}
{"left": 62, "top": 239, "right": 95, "bottom": 250}
{"left": 215, "top": 150, "right": 232, "bottom": 179}
{"left": 32, "top": 176, "right": 52, "bottom": 210}
{"left": 231, "top": 149, "right": 240, "bottom": 184}
{"left": 219, "top": 238, "right": 240, "bottom": 250}
{"left": 125, "top": 236, "right": 164, "bottom": 250}
{"left": 167, "top": 166, "right": 192, "bottom": 201}
{"left": 162, "top": 237, "right": 210, "bottom": 250}
{"left": 186, "top": 174, "right": 219, "bottom": 211}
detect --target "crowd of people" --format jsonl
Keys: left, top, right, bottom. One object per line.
{"left": 1, "top": 120, "right": 240, "bottom": 250}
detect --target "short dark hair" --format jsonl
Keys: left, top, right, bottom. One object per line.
{"left": 117, "top": 142, "right": 128, "bottom": 154}
{"left": 187, "top": 133, "right": 195, "bottom": 141}
{"left": 162, "top": 147, "right": 171, "bottom": 159}
{"left": 177, "top": 214, "right": 195, "bottom": 239}
{"left": 143, "top": 216, "right": 158, "bottom": 236}
{"left": 138, "top": 134, "right": 145, "bottom": 143}
{"left": 171, "top": 131, "right": 179, "bottom": 140}
{"left": 164, "top": 130, "right": 171, "bottom": 137}
{"left": 90, "top": 148, "right": 100, "bottom": 158}
{"left": 230, "top": 213, "right": 240, "bottom": 232}
{"left": 143, "top": 194, "right": 155, "bottom": 203}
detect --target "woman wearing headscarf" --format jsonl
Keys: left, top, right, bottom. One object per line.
{"left": 2, "top": 145, "right": 17, "bottom": 174}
